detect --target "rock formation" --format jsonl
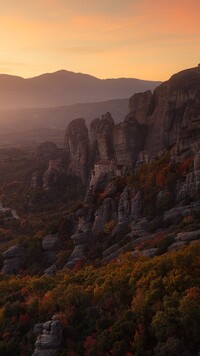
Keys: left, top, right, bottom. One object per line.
{"left": 146, "top": 66, "right": 200, "bottom": 158}
{"left": 42, "top": 159, "right": 65, "bottom": 191}
{"left": 43, "top": 65, "right": 200, "bottom": 189}
{"left": 64, "top": 118, "right": 89, "bottom": 185}
{"left": 32, "top": 316, "right": 62, "bottom": 356}
{"left": 128, "top": 90, "right": 153, "bottom": 124}
{"left": 92, "top": 112, "right": 115, "bottom": 161}
{"left": 2, "top": 245, "right": 24, "bottom": 275}
{"left": 178, "top": 151, "right": 200, "bottom": 200}
{"left": 92, "top": 197, "right": 117, "bottom": 235}
{"left": 64, "top": 193, "right": 94, "bottom": 268}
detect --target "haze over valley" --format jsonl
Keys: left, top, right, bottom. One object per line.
{"left": 0, "top": 70, "right": 160, "bottom": 146}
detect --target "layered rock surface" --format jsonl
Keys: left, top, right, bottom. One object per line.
{"left": 32, "top": 316, "right": 62, "bottom": 356}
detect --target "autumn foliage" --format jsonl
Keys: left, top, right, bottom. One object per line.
{"left": 0, "top": 244, "right": 199, "bottom": 355}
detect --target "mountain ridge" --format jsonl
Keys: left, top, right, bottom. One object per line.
{"left": 0, "top": 69, "right": 161, "bottom": 110}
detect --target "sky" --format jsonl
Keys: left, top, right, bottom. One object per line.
{"left": 0, "top": 0, "right": 200, "bottom": 81}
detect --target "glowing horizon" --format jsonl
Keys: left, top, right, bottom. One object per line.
{"left": 0, "top": 0, "right": 199, "bottom": 81}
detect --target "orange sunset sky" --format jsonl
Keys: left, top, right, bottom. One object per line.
{"left": 0, "top": 0, "right": 200, "bottom": 80}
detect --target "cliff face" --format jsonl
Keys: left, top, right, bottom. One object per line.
{"left": 146, "top": 66, "right": 200, "bottom": 157}
{"left": 64, "top": 118, "right": 89, "bottom": 185}
{"left": 113, "top": 115, "right": 146, "bottom": 164}
{"left": 90, "top": 112, "right": 115, "bottom": 163}
{"left": 128, "top": 90, "right": 153, "bottom": 124}
{"left": 64, "top": 65, "right": 200, "bottom": 184}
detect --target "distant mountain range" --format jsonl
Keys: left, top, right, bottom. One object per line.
{"left": 0, "top": 98, "right": 129, "bottom": 147}
{"left": 0, "top": 70, "right": 161, "bottom": 110}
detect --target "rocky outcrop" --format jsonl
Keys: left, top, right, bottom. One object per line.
{"left": 146, "top": 65, "right": 200, "bottom": 158}
{"left": 102, "top": 243, "right": 130, "bottom": 263}
{"left": 106, "top": 187, "right": 143, "bottom": 243}
{"left": 42, "top": 235, "right": 61, "bottom": 265}
{"left": 89, "top": 118, "right": 101, "bottom": 164}
{"left": 32, "top": 316, "right": 62, "bottom": 356}
{"left": 60, "top": 65, "right": 200, "bottom": 186}
{"left": 175, "top": 230, "right": 200, "bottom": 242}
{"left": 131, "top": 191, "right": 142, "bottom": 220}
{"left": 44, "top": 264, "right": 56, "bottom": 276}
{"left": 89, "top": 112, "right": 115, "bottom": 167}
{"left": 92, "top": 198, "right": 117, "bottom": 235}
{"left": 117, "top": 187, "right": 142, "bottom": 223}
{"left": 163, "top": 203, "right": 200, "bottom": 224}
{"left": 178, "top": 151, "right": 200, "bottom": 200}
{"left": 64, "top": 195, "right": 94, "bottom": 268}
{"left": 2, "top": 245, "right": 24, "bottom": 275}
{"left": 129, "top": 218, "right": 150, "bottom": 239}
{"left": 168, "top": 241, "right": 187, "bottom": 251}
{"left": 43, "top": 161, "right": 65, "bottom": 192}
{"left": 118, "top": 187, "right": 132, "bottom": 223}
{"left": 64, "top": 118, "right": 89, "bottom": 185}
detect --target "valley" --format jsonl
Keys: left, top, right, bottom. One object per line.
{"left": 0, "top": 65, "right": 199, "bottom": 355}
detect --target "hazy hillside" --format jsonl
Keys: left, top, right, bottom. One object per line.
{"left": 0, "top": 98, "right": 128, "bottom": 147}
{"left": 0, "top": 70, "right": 161, "bottom": 110}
